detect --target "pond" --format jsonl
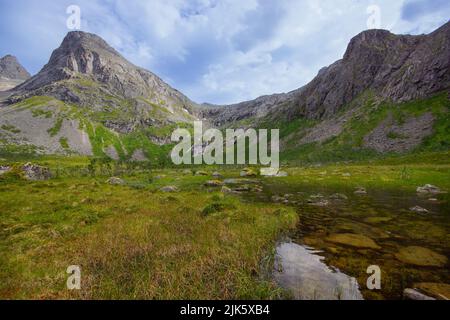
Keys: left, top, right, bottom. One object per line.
{"left": 244, "top": 180, "right": 450, "bottom": 300}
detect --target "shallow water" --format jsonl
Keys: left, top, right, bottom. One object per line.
{"left": 244, "top": 181, "right": 450, "bottom": 299}
{"left": 274, "top": 242, "right": 363, "bottom": 300}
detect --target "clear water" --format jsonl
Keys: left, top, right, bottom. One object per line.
{"left": 244, "top": 181, "right": 450, "bottom": 300}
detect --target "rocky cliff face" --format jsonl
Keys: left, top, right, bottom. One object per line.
{"left": 204, "top": 22, "right": 450, "bottom": 125}
{"left": 12, "top": 31, "right": 199, "bottom": 124}
{"left": 0, "top": 55, "right": 31, "bottom": 91}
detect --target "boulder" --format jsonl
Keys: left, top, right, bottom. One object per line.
{"left": 204, "top": 180, "right": 224, "bottom": 187}
{"left": 0, "top": 165, "right": 11, "bottom": 175}
{"left": 212, "top": 171, "right": 222, "bottom": 178}
{"left": 409, "top": 206, "right": 429, "bottom": 214}
{"left": 395, "top": 246, "right": 447, "bottom": 267}
{"left": 417, "top": 184, "right": 441, "bottom": 194}
{"left": 107, "top": 177, "right": 125, "bottom": 185}
{"left": 221, "top": 186, "right": 233, "bottom": 194}
{"left": 195, "top": 171, "right": 208, "bottom": 176}
{"left": 330, "top": 193, "right": 348, "bottom": 200}
{"left": 240, "top": 168, "right": 257, "bottom": 177}
{"left": 160, "top": 186, "right": 179, "bottom": 193}
{"left": 22, "top": 163, "right": 51, "bottom": 181}
{"left": 354, "top": 187, "right": 367, "bottom": 195}
{"left": 403, "top": 288, "right": 435, "bottom": 300}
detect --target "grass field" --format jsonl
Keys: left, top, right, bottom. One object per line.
{"left": 0, "top": 151, "right": 448, "bottom": 299}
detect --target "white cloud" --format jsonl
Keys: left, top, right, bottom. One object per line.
{"left": 0, "top": 0, "right": 448, "bottom": 104}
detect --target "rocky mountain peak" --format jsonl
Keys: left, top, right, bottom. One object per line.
{"left": 0, "top": 54, "right": 31, "bottom": 80}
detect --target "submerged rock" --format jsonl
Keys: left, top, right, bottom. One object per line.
{"left": 403, "top": 288, "right": 435, "bottom": 300}
{"left": 364, "top": 217, "right": 393, "bottom": 224}
{"left": 413, "top": 283, "right": 450, "bottom": 300}
{"left": 309, "top": 200, "right": 330, "bottom": 207}
{"left": 395, "top": 246, "right": 447, "bottom": 267}
{"left": 416, "top": 184, "right": 441, "bottom": 194}
{"left": 326, "top": 233, "right": 381, "bottom": 249}
{"left": 409, "top": 206, "right": 429, "bottom": 214}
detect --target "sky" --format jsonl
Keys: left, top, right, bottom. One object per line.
{"left": 0, "top": 0, "right": 449, "bottom": 104}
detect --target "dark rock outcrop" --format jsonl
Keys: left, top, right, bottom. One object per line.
{"left": 204, "top": 22, "right": 450, "bottom": 124}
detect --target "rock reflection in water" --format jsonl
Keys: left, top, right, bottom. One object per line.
{"left": 274, "top": 242, "right": 364, "bottom": 300}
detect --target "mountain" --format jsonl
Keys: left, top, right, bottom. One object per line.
{"left": 0, "top": 23, "right": 449, "bottom": 163}
{"left": 204, "top": 22, "right": 450, "bottom": 124}
{"left": 0, "top": 55, "right": 31, "bottom": 91}
{"left": 202, "top": 22, "right": 450, "bottom": 162}
{"left": 0, "top": 32, "right": 200, "bottom": 161}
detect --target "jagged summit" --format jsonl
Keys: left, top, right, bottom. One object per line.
{"left": 0, "top": 54, "right": 30, "bottom": 80}
{"left": 203, "top": 21, "right": 450, "bottom": 123}
{"left": 13, "top": 31, "right": 198, "bottom": 124}
{"left": 0, "top": 55, "right": 31, "bottom": 91}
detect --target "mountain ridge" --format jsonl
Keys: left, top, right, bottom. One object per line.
{"left": 0, "top": 22, "right": 449, "bottom": 162}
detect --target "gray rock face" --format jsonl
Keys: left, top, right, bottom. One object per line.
{"left": 203, "top": 22, "right": 450, "bottom": 124}
{"left": 0, "top": 55, "right": 31, "bottom": 91}
{"left": 11, "top": 32, "right": 199, "bottom": 124}
{"left": 363, "top": 112, "right": 435, "bottom": 153}
{"left": 0, "top": 55, "right": 30, "bottom": 81}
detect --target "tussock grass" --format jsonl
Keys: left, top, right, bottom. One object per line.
{"left": 0, "top": 171, "right": 297, "bottom": 299}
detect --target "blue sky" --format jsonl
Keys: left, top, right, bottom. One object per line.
{"left": 0, "top": 0, "right": 449, "bottom": 104}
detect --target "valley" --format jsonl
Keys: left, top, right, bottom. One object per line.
{"left": 0, "top": 20, "right": 449, "bottom": 300}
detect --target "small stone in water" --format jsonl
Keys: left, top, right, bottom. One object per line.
{"left": 409, "top": 206, "right": 429, "bottom": 214}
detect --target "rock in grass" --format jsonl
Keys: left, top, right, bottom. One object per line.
{"left": 160, "top": 186, "right": 179, "bottom": 193}
{"left": 409, "top": 206, "right": 429, "bottom": 214}
{"left": 212, "top": 171, "right": 222, "bottom": 178}
{"left": 107, "top": 177, "right": 125, "bottom": 185}
{"left": 403, "top": 288, "right": 435, "bottom": 300}
{"left": 22, "top": 163, "right": 51, "bottom": 181}
{"left": 0, "top": 165, "right": 11, "bottom": 175}
{"left": 195, "top": 171, "right": 208, "bottom": 176}
{"left": 221, "top": 186, "right": 232, "bottom": 194}
{"left": 276, "top": 171, "right": 288, "bottom": 177}
{"left": 326, "top": 233, "right": 381, "bottom": 249}
{"left": 204, "top": 180, "right": 224, "bottom": 187}
{"left": 354, "top": 187, "right": 367, "bottom": 195}
{"left": 416, "top": 184, "right": 441, "bottom": 194}
{"left": 413, "top": 283, "right": 450, "bottom": 300}
{"left": 395, "top": 246, "right": 447, "bottom": 267}
{"left": 329, "top": 193, "right": 348, "bottom": 200}
{"left": 240, "top": 168, "right": 257, "bottom": 177}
